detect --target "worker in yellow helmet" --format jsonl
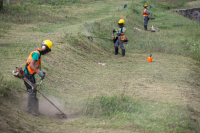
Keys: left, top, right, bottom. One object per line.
{"left": 113, "top": 19, "right": 126, "bottom": 57}
{"left": 143, "top": 4, "right": 150, "bottom": 31}
{"left": 24, "top": 40, "right": 52, "bottom": 116}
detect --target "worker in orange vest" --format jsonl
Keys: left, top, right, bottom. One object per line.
{"left": 113, "top": 19, "right": 126, "bottom": 57}
{"left": 143, "top": 4, "right": 150, "bottom": 31}
{"left": 24, "top": 40, "right": 52, "bottom": 116}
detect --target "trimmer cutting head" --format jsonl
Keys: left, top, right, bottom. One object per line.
{"left": 87, "top": 36, "right": 93, "bottom": 41}
{"left": 55, "top": 112, "right": 67, "bottom": 119}
{"left": 61, "top": 113, "right": 67, "bottom": 119}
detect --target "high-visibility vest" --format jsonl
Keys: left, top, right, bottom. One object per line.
{"left": 26, "top": 49, "right": 41, "bottom": 74}
{"left": 117, "top": 27, "right": 126, "bottom": 40}
{"left": 143, "top": 9, "right": 149, "bottom": 17}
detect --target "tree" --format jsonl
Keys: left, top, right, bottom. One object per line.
{"left": 0, "top": 0, "right": 3, "bottom": 13}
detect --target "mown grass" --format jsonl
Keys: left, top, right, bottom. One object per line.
{"left": 0, "top": 0, "right": 200, "bottom": 132}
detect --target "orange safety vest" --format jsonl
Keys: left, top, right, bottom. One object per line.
{"left": 26, "top": 49, "right": 41, "bottom": 74}
{"left": 143, "top": 9, "right": 149, "bottom": 17}
{"left": 117, "top": 27, "right": 126, "bottom": 40}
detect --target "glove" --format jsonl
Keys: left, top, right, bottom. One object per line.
{"left": 38, "top": 72, "right": 45, "bottom": 80}
{"left": 113, "top": 29, "right": 116, "bottom": 33}
{"left": 117, "top": 33, "right": 121, "bottom": 36}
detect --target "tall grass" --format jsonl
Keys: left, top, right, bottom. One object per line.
{"left": 16, "top": 0, "right": 106, "bottom": 6}
{"left": 85, "top": 94, "right": 199, "bottom": 132}
{"left": 148, "top": 0, "right": 196, "bottom": 9}
{"left": 0, "top": 72, "right": 24, "bottom": 97}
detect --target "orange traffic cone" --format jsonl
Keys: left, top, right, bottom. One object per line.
{"left": 147, "top": 54, "right": 152, "bottom": 62}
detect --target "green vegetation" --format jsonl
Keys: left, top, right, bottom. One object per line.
{"left": 86, "top": 95, "right": 199, "bottom": 132}
{"left": 0, "top": 0, "right": 200, "bottom": 132}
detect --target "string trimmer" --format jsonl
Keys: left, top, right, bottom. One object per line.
{"left": 12, "top": 67, "right": 67, "bottom": 119}
{"left": 87, "top": 36, "right": 112, "bottom": 41}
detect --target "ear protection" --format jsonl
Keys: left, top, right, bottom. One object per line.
{"left": 42, "top": 45, "right": 46, "bottom": 50}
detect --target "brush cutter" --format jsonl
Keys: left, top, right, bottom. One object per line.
{"left": 87, "top": 36, "right": 112, "bottom": 41}
{"left": 149, "top": 17, "right": 155, "bottom": 20}
{"left": 87, "top": 30, "right": 128, "bottom": 44}
{"left": 12, "top": 67, "right": 67, "bottom": 119}
{"left": 147, "top": 17, "right": 160, "bottom": 32}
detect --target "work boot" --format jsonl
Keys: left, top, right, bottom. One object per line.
{"left": 144, "top": 25, "right": 148, "bottom": 31}
{"left": 115, "top": 47, "right": 118, "bottom": 55}
{"left": 122, "top": 49, "right": 125, "bottom": 57}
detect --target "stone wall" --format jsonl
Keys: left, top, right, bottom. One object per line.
{"left": 171, "top": 8, "right": 200, "bottom": 22}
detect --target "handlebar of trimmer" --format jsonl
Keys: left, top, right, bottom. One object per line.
{"left": 39, "top": 72, "right": 45, "bottom": 85}
{"left": 23, "top": 72, "right": 45, "bottom": 90}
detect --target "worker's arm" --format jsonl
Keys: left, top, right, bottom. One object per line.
{"left": 30, "top": 60, "right": 45, "bottom": 79}
{"left": 122, "top": 27, "right": 126, "bottom": 34}
{"left": 29, "top": 59, "right": 40, "bottom": 74}
{"left": 146, "top": 10, "right": 150, "bottom": 15}
{"left": 118, "top": 27, "right": 126, "bottom": 35}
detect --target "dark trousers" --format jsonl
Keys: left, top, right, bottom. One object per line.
{"left": 114, "top": 37, "right": 125, "bottom": 50}
{"left": 24, "top": 73, "right": 38, "bottom": 113}
{"left": 143, "top": 16, "right": 149, "bottom": 25}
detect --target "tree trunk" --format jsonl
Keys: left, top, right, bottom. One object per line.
{"left": 6, "top": 0, "right": 9, "bottom": 4}
{"left": 0, "top": 0, "right": 3, "bottom": 13}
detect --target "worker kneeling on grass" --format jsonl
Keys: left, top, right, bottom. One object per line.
{"left": 113, "top": 19, "right": 126, "bottom": 57}
{"left": 24, "top": 40, "right": 52, "bottom": 116}
{"left": 143, "top": 4, "right": 150, "bottom": 31}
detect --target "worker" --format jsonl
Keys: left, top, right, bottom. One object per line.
{"left": 143, "top": 4, "right": 150, "bottom": 31}
{"left": 113, "top": 19, "right": 126, "bottom": 57}
{"left": 24, "top": 40, "right": 52, "bottom": 116}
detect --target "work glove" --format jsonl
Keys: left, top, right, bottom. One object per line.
{"left": 113, "top": 29, "right": 116, "bottom": 33}
{"left": 38, "top": 72, "right": 45, "bottom": 80}
{"left": 117, "top": 32, "right": 121, "bottom": 36}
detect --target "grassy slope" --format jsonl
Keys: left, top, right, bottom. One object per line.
{"left": 0, "top": 0, "right": 200, "bottom": 132}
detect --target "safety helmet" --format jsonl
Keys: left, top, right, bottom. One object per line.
{"left": 118, "top": 19, "right": 125, "bottom": 24}
{"left": 42, "top": 40, "right": 52, "bottom": 49}
{"left": 144, "top": 4, "right": 148, "bottom": 7}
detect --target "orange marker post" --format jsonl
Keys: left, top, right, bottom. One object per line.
{"left": 147, "top": 54, "right": 152, "bottom": 62}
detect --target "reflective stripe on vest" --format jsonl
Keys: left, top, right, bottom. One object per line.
{"left": 26, "top": 50, "right": 41, "bottom": 74}
{"left": 117, "top": 27, "right": 126, "bottom": 40}
{"left": 143, "top": 9, "right": 149, "bottom": 17}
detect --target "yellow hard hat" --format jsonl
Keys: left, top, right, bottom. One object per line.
{"left": 42, "top": 40, "right": 52, "bottom": 49}
{"left": 144, "top": 4, "right": 148, "bottom": 7}
{"left": 118, "top": 19, "right": 125, "bottom": 24}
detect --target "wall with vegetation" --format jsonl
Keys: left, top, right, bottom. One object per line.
{"left": 172, "top": 8, "right": 200, "bottom": 22}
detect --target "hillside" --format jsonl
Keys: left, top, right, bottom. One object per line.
{"left": 0, "top": 0, "right": 200, "bottom": 132}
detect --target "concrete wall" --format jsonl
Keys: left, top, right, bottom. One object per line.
{"left": 171, "top": 8, "right": 200, "bottom": 22}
